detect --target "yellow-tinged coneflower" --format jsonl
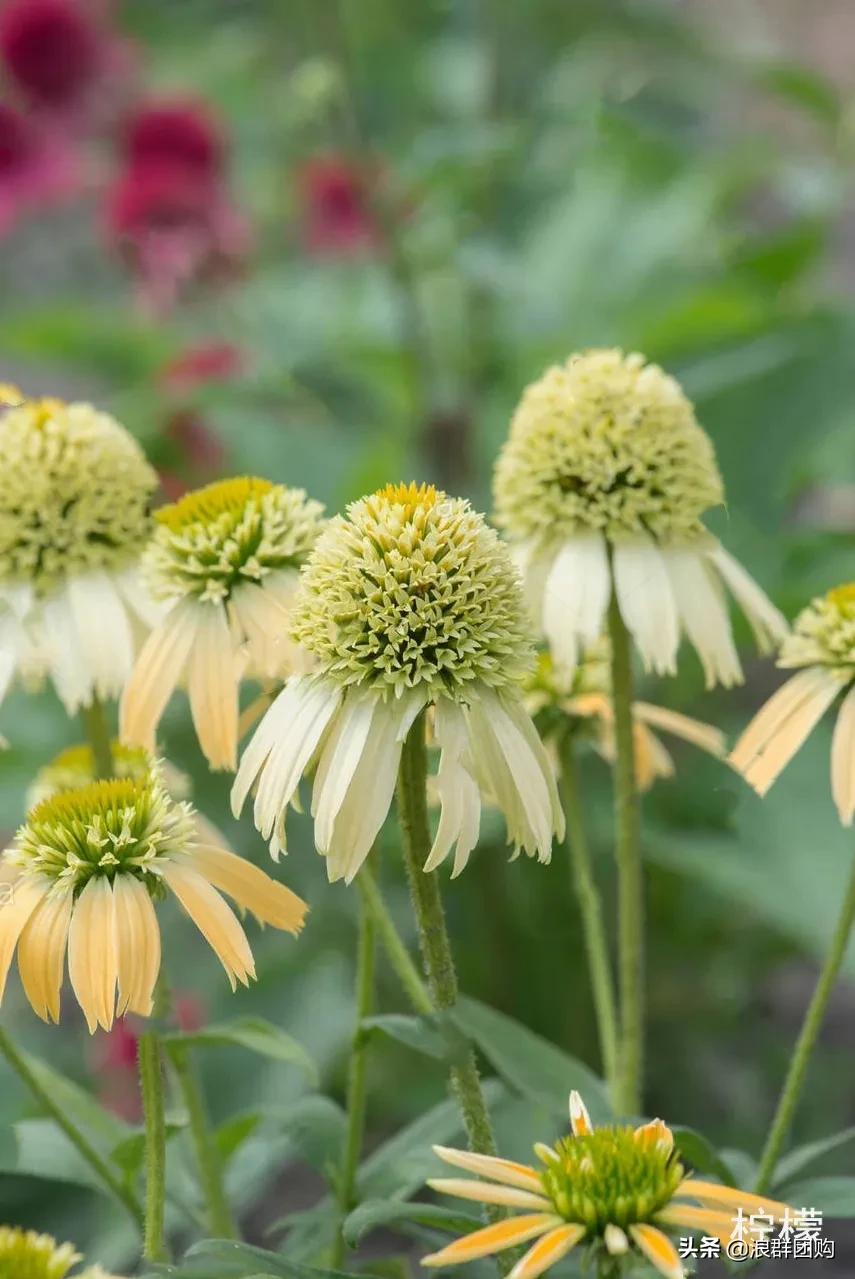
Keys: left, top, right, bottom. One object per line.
{"left": 494, "top": 350, "right": 787, "bottom": 686}
{"left": 421, "top": 1092, "right": 790, "bottom": 1279}
{"left": 0, "top": 393, "right": 161, "bottom": 715}
{"left": 730, "top": 583, "right": 855, "bottom": 821}
{"left": 233, "top": 483, "right": 564, "bottom": 882}
{"left": 0, "top": 1225, "right": 119, "bottom": 1279}
{"left": 527, "top": 645, "right": 726, "bottom": 791}
{"left": 0, "top": 772, "right": 307, "bottom": 1031}
{"left": 120, "top": 476, "right": 324, "bottom": 771}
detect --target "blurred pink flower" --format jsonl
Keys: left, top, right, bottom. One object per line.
{"left": 92, "top": 993, "right": 206, "bottom": 1119}
{"left": 164, "top": 408, "right": 227, "bottom": 478}
{"left": 121, "top": 99, "right": 223, "bottom": 180}
{"left": 160, "top": 340, "right": 243, "bottom": 390}
{"left": 299, "top": 155, "right": 376, "bottom": 254}
{"left": 0, "top": 0, "right": 114, "bottom": 115}
{"left": 0, "top": 101, "right": 77, "bottom": 234}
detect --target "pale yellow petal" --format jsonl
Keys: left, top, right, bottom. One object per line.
{"left": 657, "top": 1203, "right": 747, "bottom": 1247}
{"left": 0, "top": 874, "right": 50, "bottom": 1004}
{"left": 190, "top": 845, "right": 307, "bottom": 935}
{"left": 113, "top": 876, "right": 161, "bottom": 1017}
{"left": 120, "top": 601, "right": 201, "bottom": 751}
{"left": 741, "top": 670, "right": 840, "bottom": 796}
{"left": 508, "top": 1224, "right": 586, "bottom": 1279}
{"left": 729, "top": 668, "right": 830, "bottom": 772}
{"left": 673, "top": 1178, "right": 791, "bottom": 1220}
{"left": 634, "top": 703, "right": 727, "bottom": 758}
{"left": 604, "top": 1224, "right": 629, "bottom": 1255}
{"left": 569, "top": 1090, "right": 593, "bottom": 1136}
{"left": 162, "top": 862, "right": 255, "bottom": 988}
{"left": 17, "top": 887, "right": 73, "bottom": 1022}
{"left": 831, "top": 684, "right": 855, "bottom": 825}
{"left": 432, "top": 1145, "right": 544, "bottom": 1192}
{"left": 634, "top": 722, "right": 672, "bottom": 791}
{"left": 186, "top": 602, "right": 239, "bottom": 771}
{"left": 421, "top": 1214, "right": 561, "bottom": 1267}
{"left": 68, "top": 878, "right": 118, "bottom": 1032}
{"left": 427, "top": 1179, "right": 552, "bottom": 1211}
{"left": 628, "top": 1224, "right": 684, "bottom": 1279}
{"left": 634, "top": 1118, "right": 674, "bottom": 1154}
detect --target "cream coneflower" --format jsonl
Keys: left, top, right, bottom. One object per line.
{"left": 120, "top": 477, "right": 324, "bottom": 771}
{"left": 0, "top": 773, "right": 307, "bottom": 1031}
{"left": 421, "top": 1091, "right": 790, "bottom": 1279}
{"left": 0, "top": 393, "right": 161, "bottom": 715}
{"left": 0, "top": 1225, "right": 111, "bottom": 1279}
{"left": 527, "top": 645, "right": 726, "bottom": 791}
{"left": 232, "top": 482, "right": 564, "bottom": 883}
{"left": 729, "top": 583, "right": 855, "bottom": 820}
{"left": 494, "top": 350, "right": 787, "bottom": 686}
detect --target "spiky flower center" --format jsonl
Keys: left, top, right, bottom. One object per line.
{"left": 493, "top": 349, "right": 723, "bottom": 545}
{"left": 0, "top": 397, "right": 157, "bottom": 590}
{"left": 779, "top": 584, "right": 855, "bottom": 673}
{"left": 290, "top": 481, "right": 534, "bottom": 696}
{"left": 25, "top": 741, "right": 191, "bottom": 811}
{"left": 145, "top": 476, "right": 325, "bottom": 604}
{"left": 539, "top": 1128, "right": 684, "bottom": 1233}
{"left": 8, "top": 776, "right": 195, "bottom": 894}
{"left": 0, "top": 1226, "right": 80, "bottom": 1279}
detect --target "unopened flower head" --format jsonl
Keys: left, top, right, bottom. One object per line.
{"left": 0, "top": 773, "right": 307, "bottom": 1030}
{"left": 0, "top": 394, "right": 162, "bottom": 714}
{"left": 121, "top": 477, "right": 324, "bottom": 771}
{"left": 0, "top": 1226, "right": 79, "bottom": 1279}
{"left": 290, "top": 482, "right": 532, "bottom": 695}
{"left": 494, "top": 349, "right": 786, "bottom": 685}
{"left": 234, "top": 483, "right": 563, "bottom": 883}
{"left": 730, "top": 583, "right": 855, "bottom": 823}
{"left": 422, "top": 1091, "right": 791, "bottom": 1279}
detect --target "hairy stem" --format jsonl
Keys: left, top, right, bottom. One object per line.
{"left": 139, "top": 1031, "right": 168, "bottom": 1261}
{"left": 81, "top": 695, "right": 114, "bottom": 779}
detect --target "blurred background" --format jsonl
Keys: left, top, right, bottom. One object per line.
{"left": 1, "top": 0, "right": 855, "bottom": 1271}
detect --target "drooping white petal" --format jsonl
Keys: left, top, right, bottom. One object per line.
{"left": 115, "top": 564, "right": 168, "bottom": 628}
{"left": 312, "top": 689, "right": 379, "bottom": 852}
{"left": 424, "top": 697, "right": 482, "bottom": 876}
{"left": 612, "top": 538, "right": 679, "bottom": 676}
{"left": 39, "top": 587, "right": 95, "bottom": 714}
{"left": 831, "top": 684, "right": 855, "bottom": 825}
{"left": 66, "top": 570, "right": 135, "bottom": 702}
{"left": 706, "top": 543, "right": 789, "bottom": 654}
{"left": 229, "top": 570, "right": 303, "bottom": 679}
{"left": 663, "top": 547, "right": 742, "bottom": 688}
{"left": 541, "top": 535, "right": 610, "bottom": 675}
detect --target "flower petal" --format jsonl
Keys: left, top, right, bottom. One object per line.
{"left": 707, "top": 543, "right": 789, "bottom": 653}
{"left": 0, "top": 873, "right": 50, "bottom": 1005}
{"left": 66, "top": 571, "right": 135, "bottom": 703}
{"left": 427, "top": 1179, "right": 553, "bottom": 1210}
{"left": 68, "top": 878, "right": 118, "bottom": 1033}
{"left": 657, "top": 1203, "right": 747, "bottom": 1247}
{"left": 508, "top": 1224, "right": 586, "bottom": 1279}
{"left": 17, "top": 886, "right": 73, "bottom": 1022}
{"left": 729, "top": 668, "right": 834, "bottom": 773}
{"left": 628, "top": 1224, "right": 684, "bottom": 1279}
{"left": 613, "top": 538, "right": 680, "bottom": 676}
{"left": 741, "top": 670, "right": 841, "bottom": 796}
{"left": 186, "top": 602, "right": 240, "bottom": 771}
{"left": 191, "top": 845, "right": 308, "bottom": 934}
{"left": 163, "top": 862, "right": 255, "bottom": 988}
{"left": 664, "top": 548, "right": 742, "bottom": 688}
{"left": 425, "top": 698, "right": 482, "bottom": 876}
{"left": 421, "top": 1214, "right": 561, "bottom": 1268}
{"left": 569, "top": 1090, "right": 593, "bottom": 1136}
{"left": 542, "top": 535, "right": 610, "bottom": 675}
{"left": 113, "top": 875, "right": 161, "bottom": 1017}
{"left": 120, "top": 600, "right": 201, "bottom": 752}
{"left": 673, "top": 1179, "right": 791, "bottom": 1220}
{"left": 432, "top": 1145, "right": 544, "bottom": 1192}
{"left": 634, "top": 703, "right": 726, "bottom": 759}
{"left": 831, "top": 684, "right": 855, "bottom": 825}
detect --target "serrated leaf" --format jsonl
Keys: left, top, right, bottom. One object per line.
{"left": 773, "top": 1127, "right": 855, "bottom": 1189}
{"left": 165, "top": 1019, "right": 317, "bottom": 1083}
{"left": 343, "top": 1198, "right": 481, "bottom": 1246}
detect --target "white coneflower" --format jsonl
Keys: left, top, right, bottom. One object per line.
{"left": 730, "top": 583, "right": 855, "bottom": 821}
{"left": 0, "top": 394, "right": 161, "bottom": 715}
{"left": 120, "top": 476, "right": 324, "bottom": 771}
{"left": 0, "top": 773, "right": 307, "bottom": 1030}
{"left": 494, "top": 350, "right": 787, "bottom": 686}
{"left": 527, "top": 645, "right": 726, "bottom": 791}
{"left": 233, "top": 482, "right": 564, "bottom": 883}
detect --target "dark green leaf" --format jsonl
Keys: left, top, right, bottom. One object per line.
{"left": 361, "top": 1014, "right": 453, "bottom": 1061}
{"left": 671, "top": 1128, "right": 736, "bottom": 1187}
{"left": 264, "top": 1095, "right": 347, "bottom": 1172}
{"left": 774, "top": 1128, "right": 855, "bottom": 1189}
{"left": 343, "top": 1198, "right": 480, "bottom": 1246}
{"left": 111, "top": 1121, "right": 185, "bottom": 1178}
{"left": 215, "top": 1112, "right": 263, "bottom": 1164}
{"left": 165, "top": 1019, "right": 317, "bottom": 1083}
{"left": 757, "top": 63, "right": 842, "bottom": 127}
{"left": 186, "top": 1240, "right": 384, "bottom": 1278}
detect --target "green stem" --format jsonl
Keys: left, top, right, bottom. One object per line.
{"left": 331, "top": 890, "right": 377, "bottom": 1269}
{"left": 558, "top": 735, "right": 620, "bottom": 1105}
{"left": 169, "top": 1044, "right": 237, "bottom": 1239}
{"left": 0, "top": 1026, "right": 143, "bottom": 1228}
{"left": 356, "top": 866, "right": 433, "bottom": 1016}
{"left": 607, "top": 582, "right": 644, "bottom": 1117}
{"left": 139, "top": 1031, "right": 168, "bottom": 1261}
{"left": 81, "top": 695, "right": 114, "bottom": 779}
{"left": 754, "top": 851, "right": 855, "bottom": 1194}
{"left": 396, "top": 719, "right": 499, "bottom": 1168}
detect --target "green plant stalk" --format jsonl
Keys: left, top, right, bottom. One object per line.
{"left": 331, "top": 890, "right": 377, "bottom": 1269}
{"left": 396, "top": 720, "right": 500, "bottom": 1173}
{"left": 0, "top": 1025, "right": 144, "bottom": 1227}
{"left": 139, "top": 1031, "right": 168, "bottom": 1260}
{"left": 607, "top": 584, "right": 644, "bottom": 1117}
{"left": 356, "top": 865, "right": 433, "bottom": 1015}
{"left": 558, "top": 734, "right": 620, "bottom": 1105}
{"left": 81, "top": 695, "right": 114, "bottom": 779}
{"left": 754, "top": 850, "right": 855, "bottom": 1194}
{"left": 169, "top": 1042, "right": 237, "bottom": 1240}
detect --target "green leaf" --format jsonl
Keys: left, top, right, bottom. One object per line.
{"left": 16, "top": 1052, "right": 132, "bottom": 1150}
{"left": 756, "top": 62, "right": 842, "bottom": 127}
{"left": 264, "top": 1095, "right": 348, "bottom": 1172}
{"left": 343, "top": 1198, "right": 481, "bottom": 1246}
{"left": 7, "top": 1119, "right": 110, "bottom": 1193}
{"left": 216, "top": 1112, "right": 263, "bottom": 1164}
{"left": 773, "top": 1127, "right": 855, "bottom": 1189}
{"left": 110, "top": 1121, "right": 185, "bottom": 1179}
{"left": 451, "top": 997, "right": 610, "bottom": 1121}
{"left": 778, "top": 1177, "right": 855, "bottom": 1216}
{"left": 185, "top": 1240, "right": 383, "bottom": 1278}
{"left": 670, "top": 1128, "right": 736, "bottom": 1187}
{"left": 361, "top": 1014, "right": 453, "bottom": 1061}
{"left": 165, "top": 1019, "right": 317, "bottom": 1083}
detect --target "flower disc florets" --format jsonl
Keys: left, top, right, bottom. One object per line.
{"left": 145, "top": 476, "right": 325, "bottom": 605}
{"left": 539, "top": 1128, "right": 684, "bottom": 1234}
{"left": 494, "top": 349, "right": 723, "bottom": 545}
{"left": 0, "top": 1226, "right": 80, "bottom": 1279}
{"left": 0, "top": 397, "right": 158, "bottom": 590}
{"left": 8, "top": 775, "right": 195, "bottom": 894}
{"left": 289, "top": 482, "right": 533, "bottom": 696}
{"left": 779, "top": 584, "right": 855, "bottom": 673}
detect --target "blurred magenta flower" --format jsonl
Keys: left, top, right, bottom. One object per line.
{"left": 93, "top": 991, "right": 206, "bottom": 1119}
{"left": 161, "top": 340, "right": 243, "bottom": 390}
{"left": 121, "top": 99, "right": 223, "bottom": 180}
{"left": 0, "top": 0, "right": 126, "bottom": 118}
{"left": 299, "top": 154, "right": 376, "bottom": 253}
{"left": 0, "top": 102, "right": 77, "bottom": 234}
